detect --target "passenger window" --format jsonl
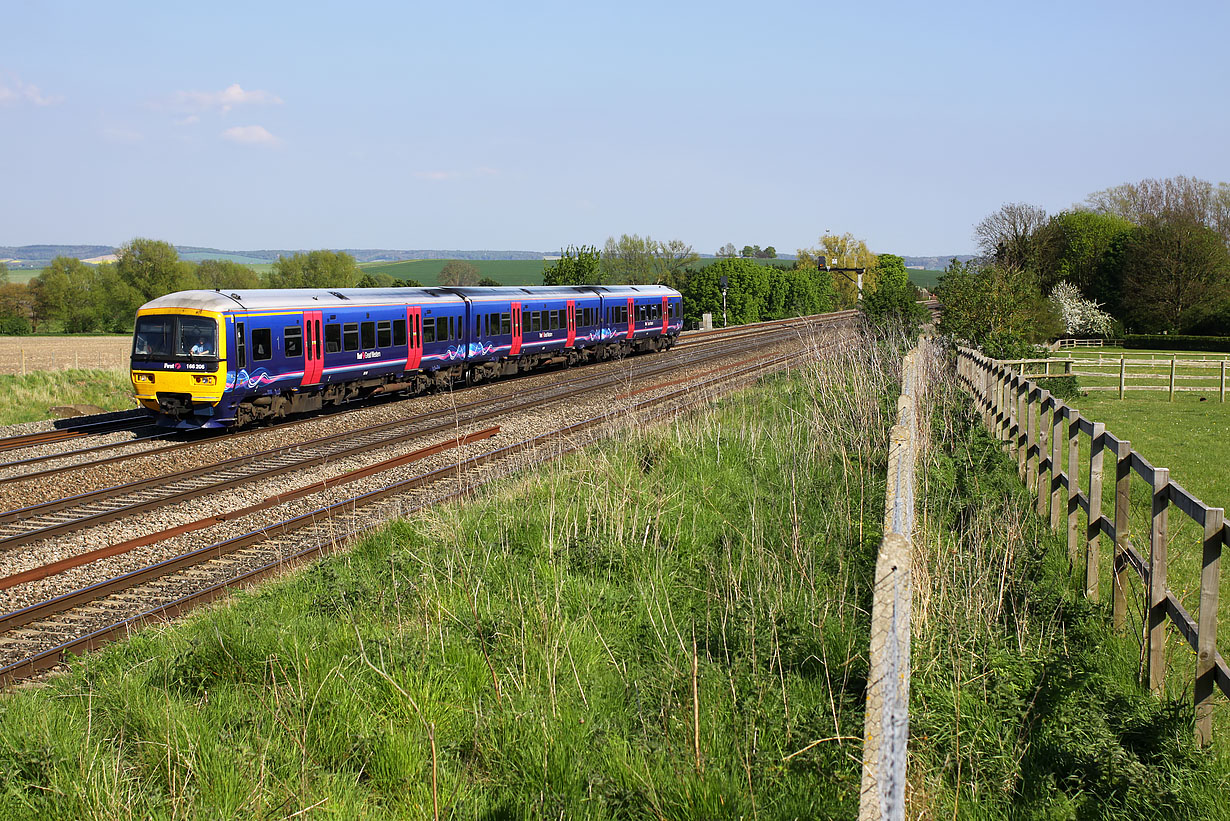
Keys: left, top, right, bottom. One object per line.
{"left": 450, "top": 316, "right": 456, "bottom": 340}
{"left": 424, "top": 319, "right": 436, "bottom": 344}
{"left": 325, "top": 323, "right": 341, "bottom": 353}
{"left": 393, "top": 319, "right": 406, "bottom": 346}
{"left": 436, "top": 316, "right": 449, "bottom": 341}
{"left": 236, "top": 322, "right": 247, "bottom": 368}
{"left": 361, "top": 321, "right": 376, "bottom": 349}
{"left": 501, "top": 312, "right": 510, "bottom": 334}
{"left": 343, "top": 323, "right": 359, "bottom": 352}
{"left": 531, "top": 312, "right": 541, "bottom": 332}
{"left": 252, "top": 328, "right": 272, "bottom": 361}
{"left": 377, "top": 320, "right": 392, "bottom": 348}
{"left": 284, "top": 326, "right": 303, "bottom": 357}
{"left": 522, "top": 310, "right": 530, "bottom": 333}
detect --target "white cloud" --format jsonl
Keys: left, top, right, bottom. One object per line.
{"left": 0, "top": 75, "right": 64, "bottom": 107}
{"left": 174, "top": 115, "right": 200, "bottom": 126}
{"left": 221, "top": 125, "right": 283, "bottom": 147}
{"left": 173, "top": 83, "right": 282, "bottom": 113}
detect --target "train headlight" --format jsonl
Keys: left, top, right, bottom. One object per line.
{"left": 134, "top": 373, "right": 153, "bottom": 383}
{"left": 193, "top": 375, "right": 216, "bottom": 385}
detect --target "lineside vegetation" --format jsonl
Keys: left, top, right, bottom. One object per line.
{"left": 0, "top": 332, "right": 908, "bottom": 819}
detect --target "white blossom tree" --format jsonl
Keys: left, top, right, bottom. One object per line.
{"left": 1049, "top": 282, "right": 1113, "bottom": 336}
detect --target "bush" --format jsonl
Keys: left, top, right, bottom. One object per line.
{"left": 1035, "top": 374, "right": 1079, "bottom": 400}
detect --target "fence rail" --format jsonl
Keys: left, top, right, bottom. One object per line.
{"left": 859, "top": 340, "right": 927, "bottom": 821}
{"left": 1004, "top": 355, "right": 1230, "bottom": 401}
{"left": 957, "top": 348, "right": 1229, "bottom": 745}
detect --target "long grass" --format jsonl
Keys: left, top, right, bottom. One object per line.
{"left": 0, "top": 330, "right": 907, "bottom": 819}
{"left": 0, "top": 368, "right": 135, "bottom": 425}
{"left": 911, "top": 351, "right": 1229, "bottom": 819}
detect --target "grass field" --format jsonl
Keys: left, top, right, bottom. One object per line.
{"left": 1050, "top": 347, "right": 1230, "bottom": 395}
{"left": 0, "top": 368, "right": 135, "bottom": 424}
{"left": 906, "top": 268, "right": 944, "bottom": 289}
{"left": 0, "top": 343, "right": 906, "bottom": 818}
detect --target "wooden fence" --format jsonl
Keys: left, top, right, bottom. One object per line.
{"left": 1004, "top": 355, "right": 1230, "bottom": 401}
{"left": 957, "top": 348, "right": 1230, "bottom": 745}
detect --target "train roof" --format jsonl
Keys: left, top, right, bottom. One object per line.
{"left": 138, "top": 285, "right": 680, "bottom": 313}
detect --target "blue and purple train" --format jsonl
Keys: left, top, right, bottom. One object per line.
{"left": 130, "top": 285, "right": 683, "bottom": 428}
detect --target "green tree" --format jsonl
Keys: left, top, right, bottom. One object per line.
{"left": 1118, "top": 215, "right": 1230, "bottom": 333}
{"left": 741, "top": 245, "right": 755, "bottom": 258}
{"left": 194, "top": 258, "right": 262, "bottom": 290}
{"left": 860, "top": 253, "right": 928, "bottom": 334}
{"left": 763, "top": 246, "right": 777, "bottom": 259}
{"left": 356, "top": 272, "right": 396, "bottom": 288}
{"left": 542, "top": 245, "right": 602, "bottom": 286}
{"left": 797, "top": 232, "right": 879, "bottom": 305}
{"left": 438, "top": 260, "right": 480, "bottom": 286}
{"left": 34, "top": 258, "right": 141, "bottom": 332}
{"left": 116, "top": 238, "right": 196, "bottom": 301}
{"left": 0, "top": 261, "right": 8, "bottom": 285}
{"left": 601, "top": 235, "right": 698, "bottom": 286}
{"left": 716, "top": 243, "right": 737, "bottom": 258}
{"left": 394, "top": 278, "right": 425, "bottom": 287}
{"left": 477, "top": 277, "right": 502, "bottom": 287}
{"left": 935, "top": 259, "right": 1059, "bottom": 357}
{"left": 267, "top": 250, "right": 360, "bottom": 289}
{"left": 1033, "top": 210, "right": 1134, "bottom": 303}
{"left": 0, "top": 282, "right": 33, "bottom": 334}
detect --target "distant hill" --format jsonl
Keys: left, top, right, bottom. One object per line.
{"left": 0, "top": 245, "right": 552, "bottom": 268}
{"left": 902, "top": 255, "right": 978, "bottom": 270}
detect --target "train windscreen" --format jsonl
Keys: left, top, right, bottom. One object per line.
{"left": 133, "top": 315, "right": 218, "bottom": 359}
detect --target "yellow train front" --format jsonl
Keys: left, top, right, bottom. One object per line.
{"left": 130, "top": 294, "right": 230, "bottom": 427}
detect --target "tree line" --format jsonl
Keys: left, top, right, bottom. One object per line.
{"left": 0, "top": 240, "right": 448, "bottom": 335}
{"left": 938, "top": 176, "right": 1230, "bottom": 355}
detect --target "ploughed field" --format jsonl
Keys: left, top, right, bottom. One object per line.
{"left": 0, "top": 336, "right": 132, "bottom": 374}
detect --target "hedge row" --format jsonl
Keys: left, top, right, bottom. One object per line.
{"left": 1123, "top": 334, "right": 1230, "bottom": 352}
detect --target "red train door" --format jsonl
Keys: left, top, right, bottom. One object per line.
{"left": 566, "top": 300, "right": 576, "bottom": 347}
{"left": 661, "top": 295, "right": 669, "bottom": 334}
{"left": 407, "top": 305, "right": 422, "bottom": 370}
{"left": 511, "top": 302, "right": 522, "bottom": 355}
{"left": 302, "top": 310, "right": 323, "bottom": 385}
{"left": 626, "top": 297, "right": 635, "bottom": 339}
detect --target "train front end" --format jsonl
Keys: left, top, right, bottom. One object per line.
{"left": 130, "top": 293, "right": 230, "bottom": 427}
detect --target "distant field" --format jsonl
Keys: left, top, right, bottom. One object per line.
{"left": 3, "top": 268, "right": 42, "bottom": 284}
{"left": 178, "top": 251, "right": 272, "bottom": 265}
{"left": 359, "top": 258, "right": 550, "bottom": 286}
{"left": 907, "top": 268, "right": 944, "bottom": 288}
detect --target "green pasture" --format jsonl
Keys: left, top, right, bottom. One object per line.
{"left": 0, "top": 368, "right": 135, "bottom": 425}
{"left": 1005, "top": 384, "right": 1230, "bottom": 741}
{"left": 906, "top": 268, "right": 944, "bottom": 289}
{"left": 1, "top": 267, "right": 42, "bottom": 284}
{"left": 1047, "top": 347, "right": 1230, "bottom": 393}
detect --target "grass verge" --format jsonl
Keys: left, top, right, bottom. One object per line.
{"left": 910, "top": 357, "right": 1229, "bottom": 819}
{"left": 0, "top": 334, "right": 905, "bottom": 819}
{"left": 0, "top": 368, "right": 135, "bottom": 425}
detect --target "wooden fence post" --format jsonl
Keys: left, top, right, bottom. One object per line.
{"left": 1088, "top": 423, "right": 1105, "bottom": 600}
{"left": 1050, "top": 399, "right": 1063, "bottom": 530}
{"left": 1221, "top": 360, "right": 1226, "bottom": 403}
{"left": 1196, "top": 507, "right": 1225, "bottom": 746}
{"left": 1119, "top": 356, "right": 1126, "bottom": 400}
{"left": 1017, "top": 379, "right": 1028, "bottom": 481}
{"left": 1148, "top": 467, "right": 1170, "bottom": 694}
{"left": 1067, "top": 410, "right": 1082, "bottom": 569}
{"left": 1169, "top": 357, "right": 1176, "bottom": 402}
{"left": 1112, "top": 437, "right": 1132, "bottom": 629}
{"left": 1026, "top": 385, "right": 1039, "bottom": 496}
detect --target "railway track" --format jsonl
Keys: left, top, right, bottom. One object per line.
{"left": 0, "top": 311, "right": 856, "bottom": 684}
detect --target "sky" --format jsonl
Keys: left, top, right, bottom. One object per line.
{"left": 2, "top": 0, "right": 1228, "bottom": 257}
